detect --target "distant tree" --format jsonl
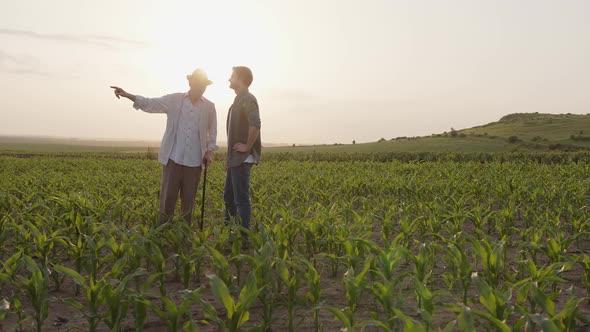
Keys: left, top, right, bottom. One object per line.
{"left": 353, "top": 140, "right": 356, "bottom": 145}
{"left": 378, "top": 138, "right": 386, "bottom": 143}
{"left": 292, "top": 144, "right": 296, "bottom": 147}
{"left": 450, "top": 128, "right": 458, "bottom": 137}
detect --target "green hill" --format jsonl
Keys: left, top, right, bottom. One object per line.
{"left": 267, "top": 113, "right": 590, "bottom": 153}
{"left": 460, "top": 113, "right": 590, "bottom": 146}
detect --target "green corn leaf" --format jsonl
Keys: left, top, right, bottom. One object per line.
{"left": 528, "top": 313, "right": 560, "bottom": 332}
{"left": 236, "top": 274, "right": 262, "bottom": 314}
{"left": 208, "top": 274, "right": 235, "bottom": 319}
{"left": 327, "top": 306, "right": 354, "bottom": 332}
{"left": 63, "top": 298, "right": 84, "bottom": 311}
{"left": 533, "top": 288, "right": 555, "bottom": 316}
{"left": 393, "top": 308, "right": 427, "bottom": 332}
{"left": 52, "top": 265, "right": 86, "bottom": 287}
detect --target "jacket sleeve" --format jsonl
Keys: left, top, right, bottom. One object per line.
{"left": 243, "top": 97, "right": 261, "bottom": 128}
{"left": 133, "top": 94, "right": 175, "bottom": 114}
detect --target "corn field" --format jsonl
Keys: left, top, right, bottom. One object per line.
{"left": 1, "top": 155, "right": 590, "bottom": 331}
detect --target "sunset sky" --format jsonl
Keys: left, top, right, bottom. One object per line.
{"left": 1, "top": 0, "right": 589, "bottom": 145}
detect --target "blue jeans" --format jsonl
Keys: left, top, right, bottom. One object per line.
{"left": 224, "top": 163, "right": 252, "bottom": 230}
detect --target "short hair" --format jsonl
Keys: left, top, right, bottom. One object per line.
{"left": 232, "top": 66, "right": 253, "bottom": 87}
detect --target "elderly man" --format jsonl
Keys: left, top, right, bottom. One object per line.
{"left": 110, "top": 69, "right": 218, "bottom": 224}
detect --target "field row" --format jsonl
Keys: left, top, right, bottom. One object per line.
{"left": 1, "top": 157, "right": 590, "bottom": 331}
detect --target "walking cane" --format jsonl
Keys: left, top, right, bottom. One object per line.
{"left": 200, "top": 164, "right": 207, "bottom": 231}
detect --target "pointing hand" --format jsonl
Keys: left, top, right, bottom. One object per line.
{"left": 110, "top": 86, "right": 127, "bottom": 99}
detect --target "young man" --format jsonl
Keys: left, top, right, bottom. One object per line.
{"left": 110, "top": 68, "right": 218, "bottom": 225}
{"left": 224, "top": 66, "right": 261, "bottom": 232}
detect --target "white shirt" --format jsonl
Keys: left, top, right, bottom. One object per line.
{"left": 133, "top": 93, "right": 218, "bottom": 165}
{"left": 169, "top": 97, "right": 203, "bottom": 167}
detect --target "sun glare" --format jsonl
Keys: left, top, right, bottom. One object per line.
{"left": 140, "top": 1, "right": 279, "bottom": 102}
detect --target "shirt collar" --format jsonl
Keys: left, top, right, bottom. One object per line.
{"left": 234, "top": 88, "right": 249, "bottom": 101}
{"left": 184, "top": 92, "right": 204, "bottom": 102}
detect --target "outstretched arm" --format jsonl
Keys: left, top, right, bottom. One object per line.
{"left": 110, "top": 85, "right": 170, "bottom": 114}
{"left": 110, "top": 86, "right": 136, "bottom": 102}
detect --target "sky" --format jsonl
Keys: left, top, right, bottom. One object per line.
{"left": 1, "top": 0, "right": 589, "bottom": 145}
